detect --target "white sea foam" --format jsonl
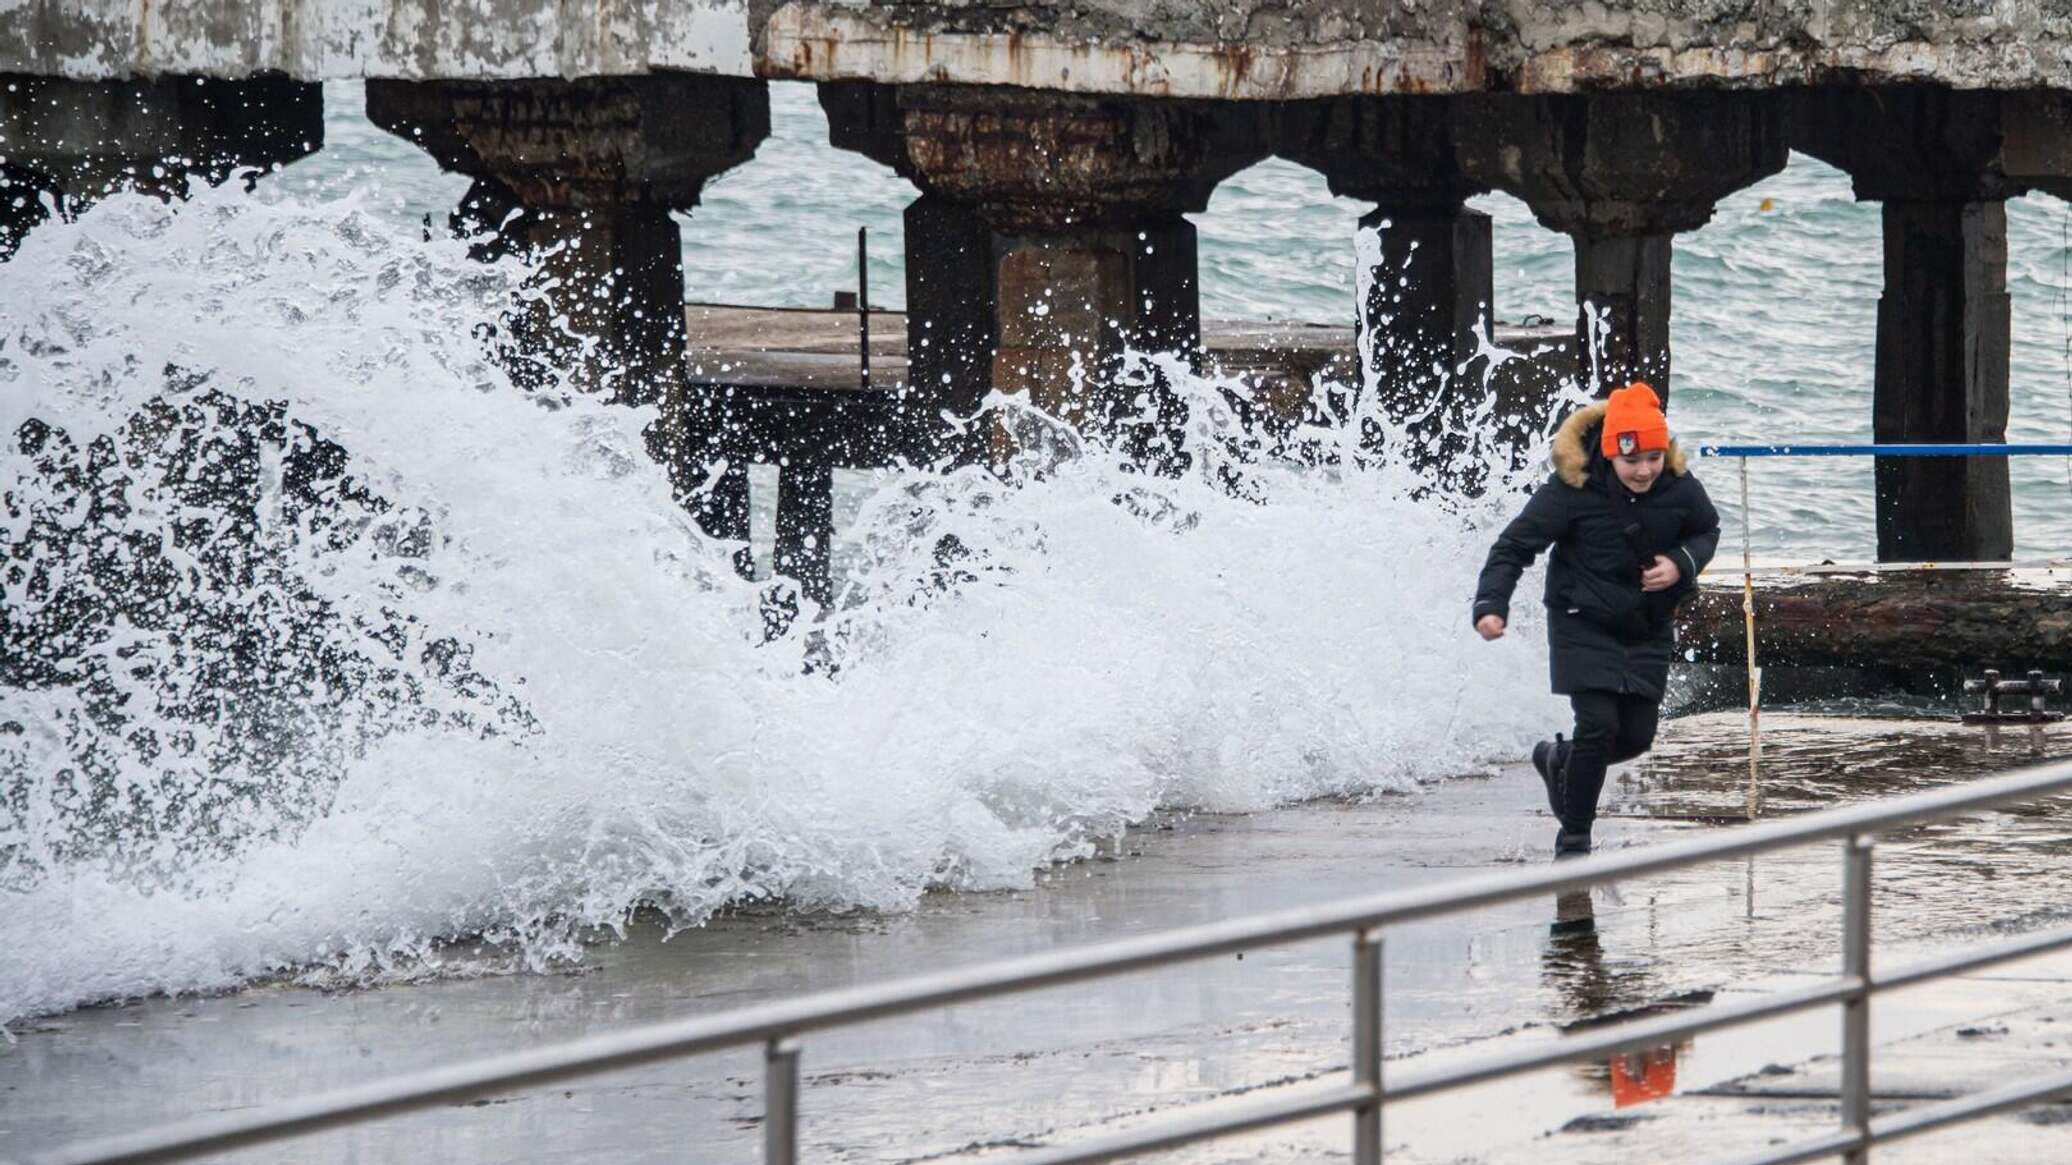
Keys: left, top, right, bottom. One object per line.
{"left": 0, "top": 186, "right": 1565, "bottom": 1022}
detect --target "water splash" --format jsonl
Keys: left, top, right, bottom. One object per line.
{"left": 0, "top": 186, "right": 1567, "bottom": 1022}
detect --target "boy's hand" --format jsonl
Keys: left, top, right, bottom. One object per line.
{"left": 1641, "top": 554, "right": 1682, "bottom": 592}
{"left": 1475, "top": 614, "right": 1506, "bottom": 641}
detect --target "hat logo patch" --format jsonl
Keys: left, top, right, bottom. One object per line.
{"left": 1617, "top": 432, "right": 1638, "bottom": 455}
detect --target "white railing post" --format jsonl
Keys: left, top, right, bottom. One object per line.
{"left": 767, "top": 1036, "right": 802, "bottom": 1165}
{"left": 1352, "top": 929, "right": 1384, "bottom": 1165}
{"left": 1842, "top": 834, "right": 1875, "bottom": 1164}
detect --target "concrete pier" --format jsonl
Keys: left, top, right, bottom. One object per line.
{"left": 1874, "top": 198, "right": 2013, "bottom": 561}
{"left": 1678, "top": 567, "right": 2072, "bottom": 682}
{"left": 677, "top": 301, "right": 1571, "bottom": 597}
{"left": 1457, "top": 92, "right": 1787, "bottom": 401}
{"left": 0, "top": 73, "right": 319, "bottom": 258}
{"left": 1277, "top": 97, "right": 1495, "bottom": 483}
{"left": 1788, "top": 87, "right": 2068, "bottom": 562}
{"left": 364, "top": 75, "right": 768, "bottom": 406}
{"left": 8, "top": 2, "right": 2072, "bottom": 558}
{"left": 827, "top": 83, "right": 1268, "bottom": 469}
{"left": 900, "top": 192, "right": 1000, "bottom": 462}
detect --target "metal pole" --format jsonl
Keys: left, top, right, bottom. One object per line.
{"left": 1740, "top": 455, "right": 1762, "bottom": 819}
{"left": 766, "top": 1036, "right": 802, "bottom": 1165}
{"left": 1842, "top": 835, "right": 1875, "bottom": 1164}
{"left": 857, "top": 226, "right": 871, "bottom": 392}
{"left": 1352, "top": 929, "right": 1384, "bottom": 1165}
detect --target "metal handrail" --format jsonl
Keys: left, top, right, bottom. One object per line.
{"left": 34, "top": 757, "right": 2072, "bottom": 1165}
{"left": 1697, "top": 442, "right": 2072, "bottom": 457}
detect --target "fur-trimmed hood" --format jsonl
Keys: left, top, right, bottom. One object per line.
{"left": 1550, "top": 401, "right": 1689, "bottom": 489}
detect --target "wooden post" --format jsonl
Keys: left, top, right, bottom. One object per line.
{"left": 1740, "top": 456, "right": 1762, "bottom": 819}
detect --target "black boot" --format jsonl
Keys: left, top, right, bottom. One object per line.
{"left": 1554, "top": 827, "right": 1593, "bottom": 859}
{"left": 1531, "top": 734, "right": 1570, "bottom": 819}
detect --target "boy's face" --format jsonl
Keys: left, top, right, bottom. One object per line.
{"left": 1613, "top": 450, "right": 1666, "bottom": 493}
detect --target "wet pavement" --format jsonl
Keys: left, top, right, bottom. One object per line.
{"left": 5, "top": 712, "right": 2071, "bottom": 1164}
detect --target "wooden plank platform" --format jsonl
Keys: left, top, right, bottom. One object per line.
{"left": 682, "top": 302, "right": 1570, "bottom": 398}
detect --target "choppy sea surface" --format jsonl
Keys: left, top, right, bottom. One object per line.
{"left": 3, "top": 79, "right": 2069, "bottom": 1022}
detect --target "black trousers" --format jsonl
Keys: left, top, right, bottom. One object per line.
{"left": 1561, "top": 690, "right": 1661, "bottom": 834}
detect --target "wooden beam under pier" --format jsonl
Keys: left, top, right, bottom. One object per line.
{"left": 1678, "top": 569, "right": 2072, "bottom": 674}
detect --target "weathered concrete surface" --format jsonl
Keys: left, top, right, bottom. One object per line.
{"left": 763, "top": 2, "right": 2072, "bottom": 98}
{"left": 12, "top": 2, "right": 2072, "bottom": 99}
{"left": 0, "top": 0, "right": 759, "bottom": 82}
{"left": 1456, "top": 89, "right": 1788, "bottom": 399}
{"left": 1275, "top": 98, "right": 1498, "bottom": 484}
{"left": 823, "top": 83, "right": 1274, "bottom": 466}
{"left": 0, "top": 73, "right": 320, "bottom": 257}
{"left": 7, "top": 714, "right": 2072, "bottom": 1163}
{"left": 364, "top": 75, "right": 768, "bottom": 404}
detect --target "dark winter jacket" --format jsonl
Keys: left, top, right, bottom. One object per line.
{"left": 1471, "top": 402, "right": 1721, "bottom": 701}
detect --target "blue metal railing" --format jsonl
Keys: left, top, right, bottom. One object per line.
{"left": 1697, "top": 442, "right": 2072, "bottom": 458}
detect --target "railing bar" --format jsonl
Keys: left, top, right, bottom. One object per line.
{"left": 1351, "top": 930, "right": 1383, "bottom": 1165}
{"left": 38, "top": 759, "right": 2072, "bottom": 1165}
{"left": 1713, "top": 1128, "right": 1866, "bottom": 1165}
{"left": 1384, "top": 978, "right": 1861, "bottom": 1103}
{"left": 1840, "top": 835, "right": 1874, "bottom": 1165}
{"left": 1866, "top": 1065, "right": 2072, "bottom": 1145}
{"left": 1873, "top": 923, "right": 2072, "bottom": 992}
{"left": 1004, "top": 1083, "right": 1380, "bottom": 1165}
{"left": 765, "top": 1037, "right": 801, "bottom": 1165}
{"left": 1698, "top": 443, "right": 2072, "bottom": 457}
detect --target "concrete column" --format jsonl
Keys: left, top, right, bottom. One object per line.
{"left": 1357, "top": 202, "right": 1493, "bottom": 476}
{"left": 902, "top": 193, "right": 999, "bottom": 464}
{"left": 824, "top": 80, "right": 1000, "bottom": 465}
{"left": 824, "top": 83, "right": 1266, "bottom": 471}
{"left": 1791, "top": 87, "right": 2024, "bottom": 562}
{"left": 991, "top": 216, "right": 1200, "bottom": 428}
{"left": 447, "top": 195, "right": 691, "bottom": 400}
{"left": 773, "top": 463, "right": 835, "bottom": 607}
{"left": 1458, "top": 92, "right": 1787, "bottom": 402}
{"left": 1573, "top": 233, "right": 1673, "bottom": 392}
{"left": 1873, "top": 199, "right": 2013, "bottom": 561}
{"left": 1278, "top": 98, "right": 1495, "bottom": 479}
{"left": 1357, "top": 203, "right": 1491, "bottom": 396}
{"left": 366, "top": 75, "right": 769, "bottom": 406}
{"left": 0, "top": 74, "right": 320, "bottom": 258}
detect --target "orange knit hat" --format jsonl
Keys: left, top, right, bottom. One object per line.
{"left": 1600, "top": 381, "right": 1671, "bottom": 458}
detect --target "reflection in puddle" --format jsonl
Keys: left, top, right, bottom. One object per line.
{"left": 1544, "top": 888, "right": 1696, "bottom": 1111}
{"left": 1609, "top": 1045, "right": 1679, "bottom": 1108}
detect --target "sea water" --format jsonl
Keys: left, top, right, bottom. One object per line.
{"left": 2, "top": 80, "right": 2068, "bottom": 1023}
